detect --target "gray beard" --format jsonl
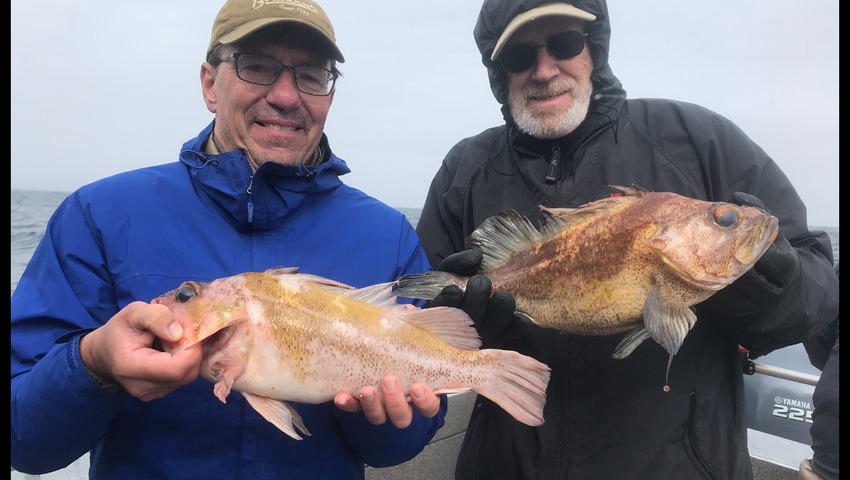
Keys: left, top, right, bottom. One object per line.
{"left": 509, "top": 84, "right": 592, "bottom": 139}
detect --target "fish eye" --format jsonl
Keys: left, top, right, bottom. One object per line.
{"left": 713, "top": 206, "right": 741, "bottom": 228}
{"left": 175, "top": 281, "right": 200, "bottom": 303}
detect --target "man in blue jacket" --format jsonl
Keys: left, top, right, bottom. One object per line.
{"left": 415, "top": 0, "right": 840, "bottom": 479}
{"left": 11, "top": 1, "right": 447, "bottom": 478}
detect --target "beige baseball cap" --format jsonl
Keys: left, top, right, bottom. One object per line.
{"left": 491, "top": 3, "right": 596, "bottom": 61}
{"left": 207, "top": 0, "right": 344, "bottom": 62}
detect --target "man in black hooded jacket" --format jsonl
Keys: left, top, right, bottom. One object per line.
{"left": 414, "top": 1, "right": 840, "bottom": 479}
{"left": 799, "top": 261, "right": 839, "bottom": 480}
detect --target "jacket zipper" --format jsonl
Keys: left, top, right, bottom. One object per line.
{"left": 687, "top": 391, "right": 720, "bottom": 479}
{"left": 545, "top": 144, "right": 561, "bottom": 184}
{"left": 246, "top": 173, "right": 254, "bottom": 224}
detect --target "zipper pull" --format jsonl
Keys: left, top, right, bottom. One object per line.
{"left": 246, "top": 174, "right": 254, "bottom": 224}
{"left": 545, "top": 145, "right": 561, "bottom": 184}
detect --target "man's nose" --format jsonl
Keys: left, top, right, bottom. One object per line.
{"left": 265, "top": 68, "right": 302, "bottom": 107}
{"left": 530, "top": 45, "right": 560, "bottom": 79}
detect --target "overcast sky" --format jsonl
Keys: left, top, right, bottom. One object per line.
{"left": 11, "top": 1, "right": 839, "bottom": 227}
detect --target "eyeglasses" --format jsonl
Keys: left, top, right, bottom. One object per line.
{"left": 497, "top": 31, "right": 588, "bottom": 74}
{"left": 222, "top": 52, "right": 338, "bottom": 96}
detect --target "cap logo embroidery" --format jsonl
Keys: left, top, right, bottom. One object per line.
{"left": 252, "top": 0, "right": 319, "bottom": 16}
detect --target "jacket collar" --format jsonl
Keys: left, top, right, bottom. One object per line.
{"left": 178, "top": 121, "right": 350, "bottom": 231}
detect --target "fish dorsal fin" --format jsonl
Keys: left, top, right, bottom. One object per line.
{"left": 299, "top": 272, "right": 405, "bottom": 310}
{"left": 266, "top": 268, "right": 479, "bottom": 347}
{"left": 340, "top": 282, "right": 403, "bottom": 309}
{"left": 266, "top": 267, "right": 356, "bottom": 290}
{"left": 266, "top": 266, "right": 301, "bottom": 275}
{"left": 266, "top": 267, "right": 404, "bottom": 310}
{"left": 537, "top": 205, "right": 595, "bottom": 231}
{"left": 538, "top": 184, "right": 647, "bottom": 231}
{"left": 341, "top": 281, "right": 482, "bottom": 349}
{"left": 338, "top": 279, "right": 482, "bottom": 350}
{"left": 610, "top": 184, "right": 649, "bottom": 196}
{"left": 466, "top": 209, "right": 552, "bottom": 270}
{"left": 392, "top": 306, "right": 482, "bottom": 350}
{"left": 467, "top": 186, "right": 648, "bottom": 270}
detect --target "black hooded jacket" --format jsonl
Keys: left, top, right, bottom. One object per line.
{"left": 801, "top": 262, "right": 839, "bottom": 480}
{"left": 414, "top": 0, "right": 839, "bottom": 479}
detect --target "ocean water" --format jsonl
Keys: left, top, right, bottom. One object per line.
{"left": 10, "top": 190, "right": 839, "bottom": 293}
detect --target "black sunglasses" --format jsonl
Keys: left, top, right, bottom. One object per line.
{"left": 498, "top": 30, "right": 588, "bottom": 74}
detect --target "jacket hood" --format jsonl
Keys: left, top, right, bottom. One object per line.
{"left": 474, "top": 0, "right": 625, "bottom": 119}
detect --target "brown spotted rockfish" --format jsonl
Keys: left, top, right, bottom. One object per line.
{"left": 394, "top": 186, "right": 779, "bottom": 365}
{"left": 152, "top": 267, "right": 550, "bottom": 440}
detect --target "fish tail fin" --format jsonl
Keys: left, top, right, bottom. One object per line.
{"left": 474, "top": 350, "right": 551, "bottom": 426}
{"left": 393, "top": 271, "right": 465, "bottom": 301}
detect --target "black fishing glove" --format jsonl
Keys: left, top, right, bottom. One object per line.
{"left": 426, "top": 249, "right": 526, "bottom": 349}
{"left": 730, "top": 192, "right": 799, "bottom": 288}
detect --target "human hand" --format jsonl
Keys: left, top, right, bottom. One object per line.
{"left": 427, "top": 249, "right": 523, "bottom": 349}
{"left": 730, "top": 192, "right": 799, "bottom": 287}
{"left": 79, "top": 301, "right": 203, "bottom": 401}
{"left": 333, "top": 375, "right": 441, "bottom": 428}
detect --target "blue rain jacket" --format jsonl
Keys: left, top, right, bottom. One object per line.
{"left": 11, "top": 121, "right": 445, "bottom": 479}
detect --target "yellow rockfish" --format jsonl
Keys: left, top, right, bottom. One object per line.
{"left": 152, "top": 267, "right": 550, "bottom": 440}
{"left": 394, "top": 186, "right": 779, "bottom": 362}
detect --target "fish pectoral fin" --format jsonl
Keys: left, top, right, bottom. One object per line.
{"left": 643, "top": 282, "right": 698, "bottom": 356}
{"left": 208, "top": 349, "right": 246, "bottom": 403}
{"left": 242, "top": 393, "right": 312, "bottom": 441}
{"left": 613, "top": 327, "right": 651, "bottom": 359}
{"left": 213, "top": 379, "right": 234, "bottom": 403}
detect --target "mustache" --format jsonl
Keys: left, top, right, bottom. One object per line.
{"left": 251, "top": 105, "right": 307, "bottom": 125}
{"left": 522, "top": 80, "right": 577, "bottom": 99}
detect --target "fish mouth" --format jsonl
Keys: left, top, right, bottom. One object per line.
{"left": 200, "top": 324, "right": 239, "bottom": 355}
{"left": 162, "top": 319, "right": 244, "bottom": 355}
{"left": 734, "top": 216, "right": 779, "bottom": 265}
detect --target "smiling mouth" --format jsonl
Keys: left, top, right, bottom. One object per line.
{"left": 529, "top": 91, "right": 565, "bottom": 101}
{"left": 259, "top": 122, "right": 299, "bottom": 132}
